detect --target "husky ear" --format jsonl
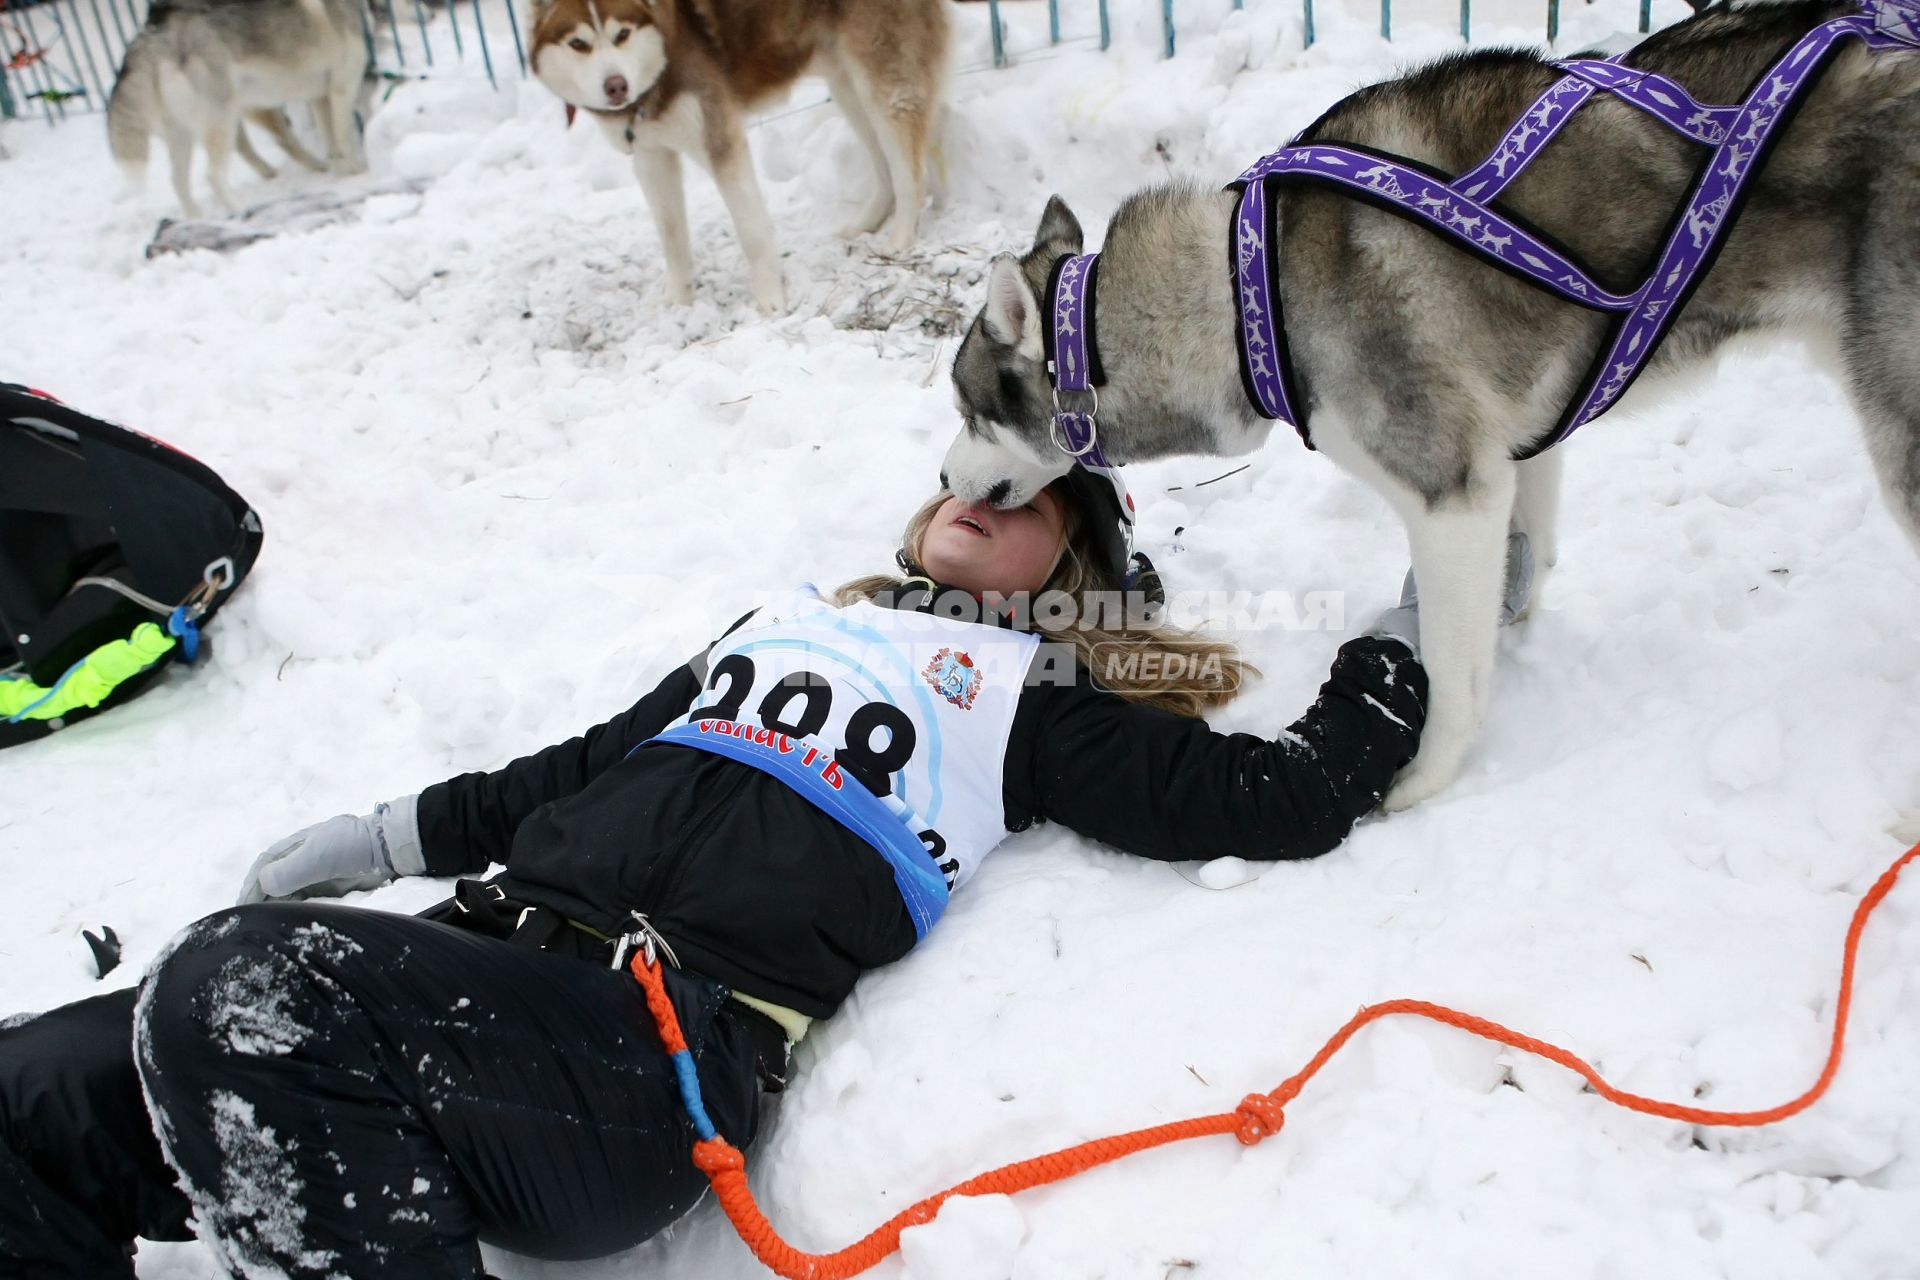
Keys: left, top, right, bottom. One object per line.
{"left": 1033, "top": 195, "right": 1084, "bottom": 254}
{"left": 982, "top": 254, "right": 1045, "bottom": 359}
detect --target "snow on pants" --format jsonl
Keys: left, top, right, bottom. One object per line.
{"left": 0, "top": 902, "right": 774, "bottom": 1279}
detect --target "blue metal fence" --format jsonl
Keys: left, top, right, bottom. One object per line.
{"left": 2, "top": 0, "right": 1673, "bottom": 125}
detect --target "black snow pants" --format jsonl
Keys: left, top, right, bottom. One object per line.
{"left": 0, "top": 903, "right": 781, "bottom": 1279}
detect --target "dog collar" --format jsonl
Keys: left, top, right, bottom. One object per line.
{"left": 563, "top": 82, "right": 667, "bottom": 136}
{"left": 1042, "top": 252, "right": 1114, "bottom": 469}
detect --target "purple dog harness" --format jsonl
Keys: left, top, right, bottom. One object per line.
{"left": 1046, "top": 0, "right": 1920, "bottom": 464}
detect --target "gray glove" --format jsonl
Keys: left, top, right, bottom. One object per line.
{"left": 1365, "top": 529, "right": 1535, "bottom": 659}
{"left": 237, "top": 795, "right": 426, "bottom": 904}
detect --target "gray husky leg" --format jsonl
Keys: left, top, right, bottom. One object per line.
{"left": 162, "top": 127, "right": 202, "bottom": 219}
{"left": 1383, "top": 459, "right": 1518, "bottom": 812}
{"left": 202, "top": 119, "right": 239, "bottom": 213}
{"left": 1842, "top": 199, "right": 1920, "bottom": 554}
{"left": 317, "top": 81, "right": 367, "bottom": 175}
{"left": 233, "top": 121, "right": 276, "bottom": 181}
{"left": 1509, "top": 447, "right": 1562, "bottom": 614}
{"left": 248, "top": 109, "right": 327, "bottom": 173}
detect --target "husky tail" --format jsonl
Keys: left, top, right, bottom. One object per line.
{"left": 106, "top": 41, "right": 156, "bottom": 188}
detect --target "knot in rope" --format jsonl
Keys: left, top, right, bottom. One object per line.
{"left": 1234, "top": 1092, "right": 1287, "bottom": 1145}
{"left": 694, "top": 1137, "right": 747, "bottom": 1175}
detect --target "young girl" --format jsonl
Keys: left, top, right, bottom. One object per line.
{"left": 0, "top": 467, "right": 1520, "bottom": 1279}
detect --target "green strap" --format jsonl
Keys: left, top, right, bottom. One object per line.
{"left": 0, "top": 623, "right": 177, "bottom": 722}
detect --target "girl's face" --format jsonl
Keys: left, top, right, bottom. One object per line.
{"left": 918, "top": 488, "right": 1068, "bottom": 597}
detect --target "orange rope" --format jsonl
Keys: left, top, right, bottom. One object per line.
{"left": 631, "top": 838, "right": 1919, "bottom": 1280}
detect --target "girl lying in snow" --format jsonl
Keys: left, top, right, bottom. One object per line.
{"left": 0, "top": 467, "right": 1527, "bottom": 1278}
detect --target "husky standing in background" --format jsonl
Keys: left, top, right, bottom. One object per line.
{"left": 108, "top": 0, "right": 372, "bottom": 218}
{"left": 529, "top": 0, "right": 950, "bottom": 312}
{"left": 942, "top": 0, "right": 1920, "bottom": 810}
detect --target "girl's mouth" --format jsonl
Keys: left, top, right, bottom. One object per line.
{"left": 952, "top": 514, "right": 989, "bottom": 536}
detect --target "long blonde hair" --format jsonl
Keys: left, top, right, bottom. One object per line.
{"left": 833, "top": 490, "right": 1252, "bottom": 717}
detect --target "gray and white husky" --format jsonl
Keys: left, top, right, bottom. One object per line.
{"left": 107, "top": 0, "right": 373, "bottom": 218}
{"left": 944, "top": 0, "right": 1920, "bottom": 810}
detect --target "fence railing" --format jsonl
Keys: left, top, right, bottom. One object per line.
{"left": 1, "top": 0, "right": 1686, "bottom": 126}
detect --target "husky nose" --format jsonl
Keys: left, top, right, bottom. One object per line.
{"left": 985, "top": 479, "right": 1012, "bottom": 507}
{"left": 604, "top": 75, "right": 629, "bottom": 103}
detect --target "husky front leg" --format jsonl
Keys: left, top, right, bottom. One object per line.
{"left": 317, "top": 79, "right": 367, "bottom": 175}
{"left": 821, "top": 61, "right": 894, "bottom": 238}
{"left": 631, "top": 145, "right": 696, "bottom": 306}
{"left": 1382, "top": 460, "right": 1517, "bottom": 811}
{"left": 703, "top": 117, "right": 785, "bottom": 312}
{"left": 1508, "top": 447, "right": 1562, "bottom": 615}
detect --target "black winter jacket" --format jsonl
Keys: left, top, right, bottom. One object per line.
{"left": 415, "top": 599, "right": 1428, "bottom": 1019}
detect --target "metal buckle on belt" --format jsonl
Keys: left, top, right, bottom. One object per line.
{"left": 611, "top": 911, "right": 680, "bottom": 971}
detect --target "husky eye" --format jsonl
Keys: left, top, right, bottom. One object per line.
{"left": 569, "top": 36, "right": 591, "bottom": 52}
{"left": 612, "top": 26, "right": 631, "bottom": 45}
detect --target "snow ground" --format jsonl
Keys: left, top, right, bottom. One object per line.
{"left": 3, "top": 0, "right": 1919, "bottom": 1277}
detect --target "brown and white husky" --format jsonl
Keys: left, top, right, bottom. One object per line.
{"left": 529, "top": 0, "right": 950, "bottom": 312}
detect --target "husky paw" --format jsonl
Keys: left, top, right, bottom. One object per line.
{"left": 839, "top": 194, "right": 894, "bottom": 240}
{"left": 750, "top": 272, "right": 786, "bottom": 314}
{"left": 877, "top": 216, "right": 919, "bottom": 257}
{"left": 658, "top": 273, "right": 695, "bottom": 306}
{"left": 1381, "top": 754, "right": 1462, "bottom": 812}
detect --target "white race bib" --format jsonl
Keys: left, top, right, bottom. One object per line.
{"left": 664, "top": 589, "right": 1042, "bottom": 889}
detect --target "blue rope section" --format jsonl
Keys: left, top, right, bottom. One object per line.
{"left": 671, "top": 1049, "right": 718, "bottom": 1142}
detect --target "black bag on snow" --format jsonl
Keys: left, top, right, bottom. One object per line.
{"left": 0, "top": 382, "right": 263, "bottom": 748}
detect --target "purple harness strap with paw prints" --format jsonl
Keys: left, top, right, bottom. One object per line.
{"left": 1223, "top": 0, "right": 1920, "bottom": 458}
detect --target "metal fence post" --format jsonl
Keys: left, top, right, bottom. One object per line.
{"left": 1162, "top": 0, "right": 1175, "bottom": 57}
{"left": 92, "top": 0, "right": 129, "bottom": 74}
{"left": 1304, "top": 0, "right": 1315, "bottom": 46}
{"left": 413, "top": 0, "right": 435, "bottom": 68}
{"left": 467, "top": 0, "right": 496, "bottom": 88}
{"left": 1548, "top": 0, "right": 1561, "bottom": 42}
{"left": 502, "top": 0, "right": 527, "bottom": 78}
{"left": 1640, "top": 0, "right": 1653, "bottom": 32}
{"left": 50, "top": 0, "right": 109, "bottom": 109}
{"left": 1098, "top": 0, "right": 1110, "bottom": 49}
{"left": 1048, "top": 0, "right": 1059, "bottom": 44}
{"left": 0, "top": 67, "right": 16, "bottom": 121}
{"left": 988, "top": 0, "right": 1004, "bottom": 67}
{"left": 1461, "top": 0, "right": 1471, "bottom": 41}
{"left": 1381, "top": 0, "right": 1392, "bottom": 39}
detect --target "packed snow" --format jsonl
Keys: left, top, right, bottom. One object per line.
{"left": 3, "top": 0, "right": 1918, "bottom": 1277}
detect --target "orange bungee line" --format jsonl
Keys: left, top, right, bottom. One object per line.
{"left": 630, "top": 837, "right": 1920, "bottom": 1280}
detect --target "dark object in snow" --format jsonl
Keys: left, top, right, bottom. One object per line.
{"left": 144, "top": 178, "right": 429, "bottom": 258}
{"left": 0, "top": 384, "right": 263, "bottom": 748}
{"left": 82, "top": 926, "right": 122, "bottom": 979}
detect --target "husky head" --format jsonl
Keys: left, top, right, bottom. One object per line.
{"left": 943, "top": 196, "right": 1089, "bottom": 508}
{"left": 529, "top": 0, "right": 668, "bottom": 114}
